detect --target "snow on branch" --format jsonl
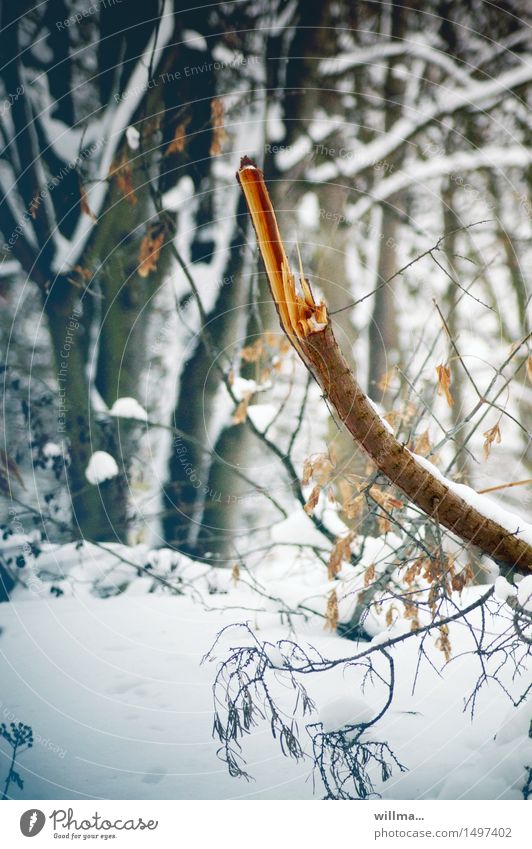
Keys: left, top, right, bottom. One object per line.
{"left": 52, "top": 0, "right": 175, "bottom": 274}
{"left": 308, "top": 61, "right": 532, "bottom": 182}
{"left": 320, "top": 39, "right": 475, "bottom": 87}
{"left": 348, "top": 145, "right": 532, "bottom": 220}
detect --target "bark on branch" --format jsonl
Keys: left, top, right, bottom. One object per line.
{"left": 237, "top": 157, "right": 532, "bottom": 576}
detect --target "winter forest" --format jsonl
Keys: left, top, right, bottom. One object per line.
{"left": 0, "top": 0, "right": 531, "bottom": 803}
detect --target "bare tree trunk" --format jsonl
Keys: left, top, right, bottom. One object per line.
{"left": 441, "top": 178, "right": 469, "bottom": 483}
{"left": 44, "top": 279, "right": 123, "bottom": 540}
{"left": 367, "top": 1, "right": 404, "bottom": 403}
{"left": 163, "top": 195, "right": 250, "bottom": 555}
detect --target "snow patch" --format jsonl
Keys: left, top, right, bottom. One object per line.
{"left": 85, "top": 451, "right": 119, "bottom": 485}
{"left": 297, "top": 192, "right": 320, "bottom": 231}
{"left": 126, "top": 126, "right": 140, "bottom": 150}
{"left": 182, "top": 29, "right": 208, "bottom": 51}
{"left": 517, "top": 575, "right": 532, "bottom": 612}
{"left": 247, "top": 403, "right": 277, "bottom": 432}
{"left": 319, "top": 696, "right": 374, "bottom": 732}
{"left": 161, "top": 176, "right": 195, "bottom": 211}
{"left": 412, "top": 453, "right": 532, "bottom": 550}
{"left": 42, "top": 442, "right": 62, "bottom": 458}
{"left": 493, "top": 576, "right": 517, "bottom": 603}
{"left": 110, "top": 397, "right": 148, "bottom": 422}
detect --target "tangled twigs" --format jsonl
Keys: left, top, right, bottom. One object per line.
{"left": 236, "top": 157, "right": 532, "bottom": 577}
{"left": 206, "top": 586, "right": 530, "bottom": 798}
{"left": 205, "top": 626, "right": 315, "bottom": 781}
{"left": 311, "top": 731, "right": 406, "bottom": 800}
{"left": 204, "top": 625, "right": 406, "bottom": 799}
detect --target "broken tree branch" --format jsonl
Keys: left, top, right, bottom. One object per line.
{"left": 237, "top": 157, "right": 532, "bottom": 576}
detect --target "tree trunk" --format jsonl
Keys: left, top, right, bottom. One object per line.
{"left": 163, "top": 195, "right": 250, "bottom": 555}
{"left": 367, "top": 1, "right": 405, "bottom": 403}
{"left": 44, "top": 278, "right": 124, "bottom": 540}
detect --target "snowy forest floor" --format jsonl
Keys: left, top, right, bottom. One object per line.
{"left": 0, "top": 543, "right": 530, "bottom": 801}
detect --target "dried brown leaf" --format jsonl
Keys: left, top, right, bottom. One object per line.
{"left": 233, "top": 394, "right": 251, "bottom": 424}
{"left": 436, "top": 364, "right": 454, "bottom": 407}
{"left": 482, "top": 422, "right": 501, "bottom": 460}
{"left": 414, "top": 428, "right": 432, "bottom": 457}
{"left": 108, "top": 150, "right": 138, "bottom": 205}
{"left": 166, "top": 116, "right": 192, "bottom": 155}
{"left": 138, "top": 224, "right": 166, "bottom": 278}
{"left": 435, "top": 624, "right": 452, "bottom": 662}
{"left": 79, "top": 182, "right": 97, "bottom": 221}
{"left": 327, "top": 531, "right": 355, "bottom": 579}
{"left": 240, "top": 339, "right": 263, "bottom": 363}
{"left": 304, "top": 484, "right": 320, "bottom": 516}
{"left": 28, "top": 194, "right": 42, "bottom": 219}
{"left": 311, "top": 452, "right": 336, "bottom": 486}
{"left": 364, "top": 563, "right": 376, "bottom": 587}
{"left": 385, "top": 604, "right": 398, "bottom": 627}
{"left": 378, "top": 367, "right": 395, "bottom": 392}
{"left": 209, "top": 98, "right": 228, "bottom": 156}
{"left": 71, "top": 265, "right": 92, "bottom": 280}
{"left": 370, "top": 485, "right": 403, "bottom": 511}
{"left": 301, "top": 458, "right": 313, "bottom": 487}
{"left": 377, "top": 514, "right": 392, "bottom": 535}
{"left": 324, "top": 588, "right": 339, "bottom": 631}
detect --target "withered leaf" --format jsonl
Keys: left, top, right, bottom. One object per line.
{"left": 209, "top": 98, "right": 228, "bottom": 156}
{"left": 327, "top": 531, "right": 355, "bottom": 579}
{"left": 240, "top": 339, "right": 263, "bottom": 363}
{"left": 233, "top": 394, "right": 251, "bottom": 424}
{"left": 304, "top": 483, "right": 320, "bottom": 516}
{"left": 79, "top": 182, "right": 97, "bottom": 221}
{"left": 28, "top": 194, "right": 42, "bottom": 219}
{"left": 166, "top": 115, "right": 192, "bottom": 155}
{"left": 435, "top": 624, "right": 452, "bottom": 662}
{"left": 301, "top": 458, "right": 313, "bottom": 487}
{"left": 108, "top": 150, "right": 138, "bottom": 205}
{"left": 435, "top": 364, "right": 454, "bottom": 407}
{"left": 378, "top": 367, "right": 395, "bottom": 392}
{"left": 414, "top": 428, "right": 432, "bottom": 457}
{"left": 324, "top": 588, "right": 339, "bottom": 632}
{"left": 370, "top": 485, "right": 403, "bottom": 511}
{"left": 482, "top": 422, "right": 501, "bottom": 460}
{"left": 138, "top": 224, "right": 166, "bottom": 278}
{"left": 364, "top": 563, "right": 376, "bottom": 587}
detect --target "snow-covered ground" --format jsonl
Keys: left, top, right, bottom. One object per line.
{"left": 0, "top": 544, "right": 529, "bottom": 800}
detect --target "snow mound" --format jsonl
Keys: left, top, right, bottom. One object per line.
{"left": 232, "top": 377, "right": 258, "bottom": 400}
{"left": 85, "top": 451, "right": 119, "bottom": 485}
{"left": 126, "top": 126, "right": 140, "bottom": 150}
{"left": 42, "top": 442, "right": 62, "bottom": 458}
{"left": 319, "top": 696, "right": 374, "bottom": 732}
{"left": 493, "top": 576, "right": 517, "bottom": 602}
{"left": 110, "top": 397, "right": 148, "bottom": 421}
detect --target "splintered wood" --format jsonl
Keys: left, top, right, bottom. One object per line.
{"left": 237, "top": 159, "right": 327, "bottom": 348}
